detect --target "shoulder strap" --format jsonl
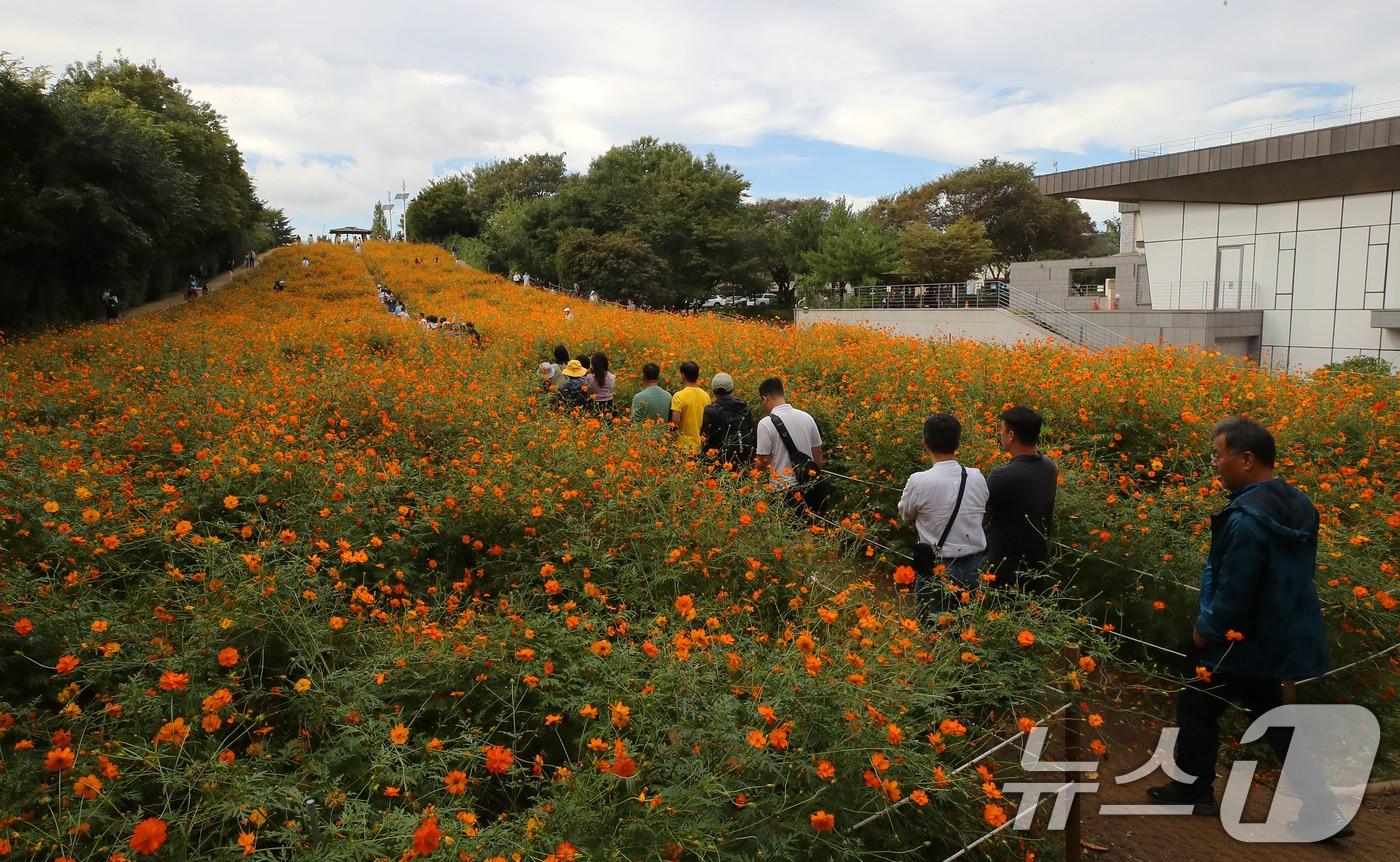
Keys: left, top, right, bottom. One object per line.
{"left": 767, "top": 414, "right": 806, "bottom": 463}
{"left": 934, "top": 466, "right": 968, "bottom": 553}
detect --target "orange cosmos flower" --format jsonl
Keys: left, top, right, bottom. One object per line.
{"left": 444, "top": 769, "right": 468, "bottom": 794}
{"left": 412, "top": 815, "right": 442, "bottom": 856}
{"left": 223, "top": 495, "right": 239, "bottom": 510}
{"left": 14, "top": 618, "right": 33, "bottom": 636}
{"left": 130, "top": 817, "right": 168, "bottom": 856}
{"left": 218, "top": 647, "right": 240, "bottom": 667}
{"left": 55, "top": 654, "right": 80, "bottom": 674}
{"left": 1016, "top": 630, "right": 1036, "bottom": 647}
{"left": 159, "top": 670, "right": 190, "bottom": 691}
{"left": 610, "top": 701, "right": 631, "bottom": 729}
{"left": 73, "top": 773, "right": 103, "bottom": 799}
{"left": 154, "top": 717, "right": 189, "bottom": 746}
{"left": 483, "top": 744, "right": 512, "bottom": 775}
{"left": 984, "top": 803, "right": 1008, "bottom": 828}
{"left": 390, "top": 723, "right": 410, "bottom": 745}
{"left": 892, "top": 565, "right": 915, "bottom": 586}
{"left": 809, "top": 810, "right": 835, "bottom": 831}
{"left": 45, "top": 747, "right": 76, "bottom": 771}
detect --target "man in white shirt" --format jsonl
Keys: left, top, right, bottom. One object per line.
{"left": 898, "top": 413, "right": 989, "bottom": 618}
{"left": 755, "top": 378, "right": 826, "bottom": 512}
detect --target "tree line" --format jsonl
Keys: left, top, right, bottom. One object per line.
{"left": 0, "top": 54, "right": 293, "bottom": 328}
{"left": 404, "top": 139, "right": 1118, "bottom": 307}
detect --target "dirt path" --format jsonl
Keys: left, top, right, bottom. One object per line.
{"left": 121, "top": 262, "right": 252, "bottom": 319}
{"left": 1069, "top": 695, "right": 1398, "bottom": 861}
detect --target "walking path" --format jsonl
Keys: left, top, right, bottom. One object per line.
{"left": 122, "top": 262, "right": 252, "bottom": 319}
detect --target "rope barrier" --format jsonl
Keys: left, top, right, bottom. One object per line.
{"left": 820, "top": 467, "right": 905, "bottom": 494}
{"left": 1093, "top": 625, "right": 1187, "bottom": 659}
{"left": 1297, "top": 641, "right": 1400, "bottom": 685}
{"left": 939, "top": 781, "right": 1074, "bottom": 862}
{"left": 848, "top": 703, "right": 1071, "bottom": 833}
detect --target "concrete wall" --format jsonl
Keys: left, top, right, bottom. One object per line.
{"left": 794, "top": 308, "right": 1067, "bottom": 345}
{"left": 1139, "top": 191, "right": 1400, "bottom": 370}
{"left": 1008, "top": 253, "right": 1151, "bottom": 312}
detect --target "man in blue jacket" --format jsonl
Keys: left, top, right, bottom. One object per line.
{"left": 1148, "top": 417, "right": 1350, "bottom": 839}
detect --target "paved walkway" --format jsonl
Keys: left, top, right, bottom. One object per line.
{"left": 122, "top": 263, "right": 252, "bottom": 319}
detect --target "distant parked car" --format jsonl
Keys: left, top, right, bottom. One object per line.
{"left": 701, "top": 296, "right": 728, "bottom": 309}
{"left": 750, "top": 292, "right": 779, "bottom": 307}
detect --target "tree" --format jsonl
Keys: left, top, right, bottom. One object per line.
{"left": 552, "top": 137, "right": 763, "bottom": 305}
{"left": 554, "top": 229, "right": 669, "bottom": 302}
{"left": 868, "top": 158, "right": 1095, "bottom": 277}
{"left": 404, "top": 175, "right": 475, "bottom": 242}
{"left": 755, "top": 198, "right": 831, "bottom": 306}
{"left": 1089, "top": 217, "right": 1121, "bottom": 256}
{"left": 464, "top": 154, "right": 567, "bottom": 222}
{"left": 0, "top": 53, "right": 273, "bottom": 326}
{"left": 370, "top": 202, "right": 389, "bottom": 241}
{"left": 802, "top": 202, "right": 899, "bottom": 288}
{"left": 898, "top": 217, "right": 995, "bottom": 283}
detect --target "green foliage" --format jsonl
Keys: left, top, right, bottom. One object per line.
{"left": 463, "top": 153, "right": 567, "bottom": 220}
{"left": 0, "top": 53, "right": 268, "bottom": 327}
{"left": 1319, "top": 354, "right": 1396, "bottom": 377}
{"left": 868, "top": 158, "right": 1097, "bottom": 276}
{"left": 405, "top": 175, "right": 475, "bottom": 243}
{"left": 756, "top": 197, "right": 831, "bottom": 305}
{"left": 370, "top": 201, "right": 390, "bottom": 241}
{"left": 898, "top": 217, "right": 995, "bottom": 283}
{"left": 802, "top": 201, "right": 900, "bottom": 287}
{"left": 554, "top": 229, "right": 669, "bottom": 302}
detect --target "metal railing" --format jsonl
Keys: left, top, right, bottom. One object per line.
{"left": 806, "top": 282, "right": 1129, "bottom": 351}
{"left": 810, "top": 281, "right": 1002, "bottom": 310}
{"left": 1003, "top": 285, "right": 1129, "bottom": 351}
{"left": 1149, "top": 281, "right": 1261, "bottom": 311}
{"left": 1128, "top": 98, "right": 1400, "bottom": 158}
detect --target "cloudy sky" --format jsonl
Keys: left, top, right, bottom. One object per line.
{"left": 12, "top": 1, "right": 1400, "bottom": 235}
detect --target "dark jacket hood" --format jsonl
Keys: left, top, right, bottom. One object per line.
{"left": 1227, "top": 478, "right": 1318, "bottom": 544}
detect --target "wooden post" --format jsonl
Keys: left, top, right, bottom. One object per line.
{"left": 1062, "top": 642, "right": 1083, "bottom": 862}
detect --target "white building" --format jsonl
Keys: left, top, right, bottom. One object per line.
{"left": 1037, "top": 114, "right": 1400, "bottom": 371}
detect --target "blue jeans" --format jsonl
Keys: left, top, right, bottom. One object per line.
{"left": 914, "top": 551, "right": 984, "bottom": 621}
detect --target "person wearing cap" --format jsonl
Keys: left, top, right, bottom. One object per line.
{"left": 553, "top": 359, "right": 590, "bottom": 410}
{"left": 563, "top": 306, "right": 574, "bottom": 321}
{"left": 700, "top": 372, "right": 756, "bottom": 467}
{"left": 668, "top": 361, "right": 711, "bottom": 453}
{"left": 630, "top": 363, "right": 672, "bottom": 423}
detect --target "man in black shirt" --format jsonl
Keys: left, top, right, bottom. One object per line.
{"left": 985, "top": 406, "right": 1057, "bottom": 589}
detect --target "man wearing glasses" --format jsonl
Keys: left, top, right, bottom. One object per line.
{"left": 1148, "top": 417, "right": 1350, "bottom": 839}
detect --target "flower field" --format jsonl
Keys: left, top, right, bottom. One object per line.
{"left": 1, "top": 242, "right": 1397, "bottom": 861}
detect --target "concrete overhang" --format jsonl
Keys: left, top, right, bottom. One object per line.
{"left": 1373, "top": 309, "right": 1400, "bottom": 329}
{"left": 1037, "top": 116, "right": 1400, "bottom": 204}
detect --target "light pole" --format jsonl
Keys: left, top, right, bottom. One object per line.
{"left": 395, "top": 187, "right": 410, "bottom": 241}
{"left": 382, "top": 200, "right": 395, "bottom": 241}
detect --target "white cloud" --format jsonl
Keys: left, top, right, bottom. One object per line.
{"left": 11, "top": 1, "right": 1400, "bottom": 233}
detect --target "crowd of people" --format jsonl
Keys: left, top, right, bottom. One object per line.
{"left": 531, "top": 346, "right": 1060, "bottom": 604}
{"left": 375, "top": 283, "right": 481, "bottom": 345}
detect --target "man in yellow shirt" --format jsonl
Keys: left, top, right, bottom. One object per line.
{"left": 669, "top": 360, "right": 711, "bottom": 453}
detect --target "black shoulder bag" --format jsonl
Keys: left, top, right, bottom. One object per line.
{"left": 768, "top": 414, "right": 833, "bottom": 514}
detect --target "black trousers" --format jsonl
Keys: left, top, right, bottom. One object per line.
{"left": 1174, "top": 671, "right": 1289, "bottom": 792}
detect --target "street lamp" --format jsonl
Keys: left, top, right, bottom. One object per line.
{"left": 395, "top": 189, "right": 410, "bottom": 241}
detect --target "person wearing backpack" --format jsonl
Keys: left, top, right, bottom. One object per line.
{"left": 553, "top": 360, "right": 591, "bottom": 411}
{"left": 898, "top": 413, "right": 989, "bottom": 621}
{"left": 700, "top": 372, "right": 756, "bottom": 468}
{"left": 755, "top": 377, "right": 830, "bottom": 514}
